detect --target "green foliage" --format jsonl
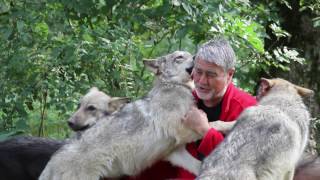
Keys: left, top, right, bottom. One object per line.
{"left": 0, "top": 0, "right": 153, "bottom": 138}
{"left": 300, "top": 0, "right": 320, "bottom": 27}
{"left": 0, "top": 0, "right": 315, "bottom": 139}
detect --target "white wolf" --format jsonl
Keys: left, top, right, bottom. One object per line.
{"left": 68, "top": 87, "right": 130, "bottom": 133}
{"left": 0, "top": 88, "right": 128, "bottom": 180}
{"left": 39, "top": 51, "right": 203, "bottom": 180}
{"left": 197, "top": 78, "right": 313, "bottom": 180}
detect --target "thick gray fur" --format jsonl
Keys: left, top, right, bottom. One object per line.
{"left": 39, "top": 51, "right": 201, "bottom": 180}
{"left": 197, "top": 78, "right": 312, "bottom": 180}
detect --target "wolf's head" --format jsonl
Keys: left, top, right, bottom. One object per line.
{"left": 256, "top": 78, "right": 314, "bottom": 101}
{"left": 67, "top": 87, "right": 130, "bottom": 131}
{"left": 143, "top": 51, "right": 194, "bottom": 84}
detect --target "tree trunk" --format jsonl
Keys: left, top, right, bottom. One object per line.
{"left": 264, "top": 0, "right": 320, "bottom": 154}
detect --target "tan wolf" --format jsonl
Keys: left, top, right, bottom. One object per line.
{"left": 0, "top": 88, "right": 128, "bottom": 180}
{"left": 197, "top": 78, "right": 313, "bottom": 180}
{"left": 39, "top": 51, "right": 204, "bottom": 180}
{"left": 68, "top": 87, "right": 130, "bottom": 135}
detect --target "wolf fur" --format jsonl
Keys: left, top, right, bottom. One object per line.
{"left": 0, "top": 88, "right": 127, "bottom": 180}
{"left": 39, "top": 51, "right": 202, "bottom": 180}
{"left": 197, "top": 78, "right": 313, "bottom": 180}
{"left": 0, "top": 136, "right": 64, "bottom": 180}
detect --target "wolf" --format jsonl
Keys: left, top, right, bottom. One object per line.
{"left": 0, "top": 136, "right": 64, "bottom": 180}
{"left": 68, "top": 87, "right": 130, "bottom": 138}
{"left": 39, "top": 51, "right": 204, "bottom": 180}
{"left": 0, "top": 88, "right": 128, "bottom": 180}
{"left": 197, "top": 78, "right": 313, "bottom": 180}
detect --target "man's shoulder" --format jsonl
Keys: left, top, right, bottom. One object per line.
{"left": 227, "top": 83, "right": 257, "bottom": 108}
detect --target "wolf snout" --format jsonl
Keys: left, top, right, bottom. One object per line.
{"left": 186, "top": 56, "right": 194, "bottom": 75}
{"left": 186, "top": 64, "right": 194, "bottom": 75}
{"left": 68, "top": 121, "right": 90, "bottom": 131}
{"left": 67, "top": 121, "right": 77, "bottom": 130}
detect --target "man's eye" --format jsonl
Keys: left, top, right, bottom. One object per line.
{"left": 194, "top": 69, "right": 202, "bottom": 74}
{"left": 87, "top": 105, "right": 96, "bottom": 111}
{"left": 207, "top": 73, "right": 217, "bottom": 78}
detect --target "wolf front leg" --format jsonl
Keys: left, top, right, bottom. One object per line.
{"left": 283, "top": 169, "right": 294, "bottom": 180}
{"left": 209, "top": 120, "right": 236, "bottom": 135}
{"left": 166, "top": 145, "right": 201, "bottom": 175}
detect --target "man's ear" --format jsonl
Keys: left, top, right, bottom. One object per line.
{"left": 108, "top": 97, "right": 130, "bottom": 113}
{"left": 226, "top": 68, "right": 235, "bottom": 83}
{"left": 143, "top": 59, "right": 161, "bottom": 75}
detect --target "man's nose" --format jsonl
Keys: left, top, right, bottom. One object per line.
{"left": 198, "top": 74, "right": 207, "bottom": 85}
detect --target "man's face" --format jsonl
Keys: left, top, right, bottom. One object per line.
{"left": 192, "top": 58, "right": 234, "bottom": 101}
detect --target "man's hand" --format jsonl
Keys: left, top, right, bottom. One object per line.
{"left": 182, "top": 106, "right": 210, "bottom": 136}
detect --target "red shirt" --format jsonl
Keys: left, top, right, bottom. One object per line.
{"left": 125, "top": 83, "right": 257, "bottom": 180}
{"left": 177, "top": 83, "right": 257, "bottom": 179}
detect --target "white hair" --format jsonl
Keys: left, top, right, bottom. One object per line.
{"left": 195, "top": 37, "right": 236, "bottom": 71}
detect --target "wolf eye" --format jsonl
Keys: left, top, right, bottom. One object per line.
{"left": 87, "top": 105, "right": 96, "bottom": 111}
{"left": 176, "top": 55, "right": 184, "bottom": 59}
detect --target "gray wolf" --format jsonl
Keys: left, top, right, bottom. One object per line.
{"left": 39, "top": 51, "right": 202, "bottom": 180}
{"left": 197, "top": 78, "right": 313, "bottom": 180}
{"left": 0, "top": 88, "right": 127, "bottom": 180}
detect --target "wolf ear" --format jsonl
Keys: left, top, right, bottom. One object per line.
{"left": 256, "top": 78, "right": 274, "bottom": 100}
{"left": 294, "top": 85, "right": 314, "bottom": 97}
{"left": 108, "top": 97, "right": 130, "bottom": 113}
{"left": 89, "top": 87, "right": 99, "bottom": 93}
{"left": 143, "top": 59, "right": 161, "bottom": 74}
{"left": 260, "top": 78, "right": 275, "bottom": 87}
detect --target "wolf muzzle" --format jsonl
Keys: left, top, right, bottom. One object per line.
{"left": 186, "top": 60, "right": 194, "bottom": 75}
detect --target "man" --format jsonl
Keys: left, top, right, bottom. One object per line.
{"left": 126, "top": 37, "right": 257, "bottom": 179}
{"left": 178, "top": 37, "right": 257, "bottom": 178}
